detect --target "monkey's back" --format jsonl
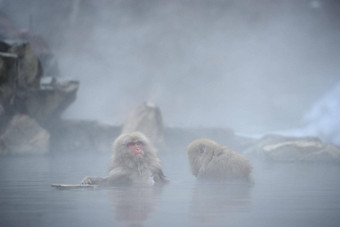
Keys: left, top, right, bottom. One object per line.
{"left": 187, "top": 138, "right": 252, "bottom": 181}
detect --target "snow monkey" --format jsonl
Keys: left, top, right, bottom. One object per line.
{"left": 81, "top": 132, "right": 168, "bottom": 186}
{"left": 186, "top": 138, "right": 252, "bottom": 181}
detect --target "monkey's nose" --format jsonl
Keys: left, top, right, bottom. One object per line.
{"left": 133, "top": 148, "right": 143, "bottom": 154}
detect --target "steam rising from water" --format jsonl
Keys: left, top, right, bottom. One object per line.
{"left": 281, "top": 82, "right": 340, "bottom": 145}
{"left": 2, "top": 0, "right": 340, "bottom": 140}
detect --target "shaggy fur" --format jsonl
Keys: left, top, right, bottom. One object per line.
{"left": 81, "top": 131, "right": 168, "bottom": 185}
{"left": 187, "top": 138, "right": 252, "bottom": 181}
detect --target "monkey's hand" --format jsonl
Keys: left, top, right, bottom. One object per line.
{"left": 153, "top": 169, "right": 169, "bottom": 184}
{"left": 81, "top": 176, "right": 103, "bottom": 185}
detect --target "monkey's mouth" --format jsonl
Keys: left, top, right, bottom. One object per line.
{"left": 133, "top": 149, "right": 143, "bottom": 155}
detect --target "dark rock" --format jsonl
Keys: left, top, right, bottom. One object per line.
{"left": 8, "top": 41, "right": 42, "bottom": 88}
{"left": 25, "top": 79, "right": 79, "bottom": 126}
{"left": 0, "top": 38, "right": 79, "bottom": 155}
{"left": 0, "top": 114, "right": 49, "bottom": 155}
{"left": 0, "top": 49, "right": 18, "bottom": 109}
{"left": 0, "top": 40, "right": 42, "bottom": 118}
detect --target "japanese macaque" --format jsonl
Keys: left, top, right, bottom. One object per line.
{"left": 81, "top": 132, "right": 168, "bottom": 186}
{"left": 187, "top": 139, "right": 252, "bottom": 181}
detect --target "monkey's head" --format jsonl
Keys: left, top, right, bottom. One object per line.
{"left": 186, "top": 138, "right": 223, "bottom": 177}
{"left": 113, "top": 131, "right": 156, "bottom": 159}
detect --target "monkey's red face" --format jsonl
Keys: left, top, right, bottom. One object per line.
{"left": 127, "top": 141, "right": 144, "bottom": 155}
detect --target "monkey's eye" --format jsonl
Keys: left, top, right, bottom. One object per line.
{"left": 127, "top": 141, "right": 143, "bottom": 147}
{"left": 127, "top": 142, "right": 135, "bottom": 147}
{"left": 135, "top": 141, "right": 143, "bottom": 146}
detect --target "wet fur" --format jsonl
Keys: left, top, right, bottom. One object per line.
{"left": 187, "top": 138, "right": 252, "bottom": 181}
{"left": 108, "top": 132, "right": 167, "bottom": 184}
{"left": 81, "top": 132, "right": 168, "bottom": 185}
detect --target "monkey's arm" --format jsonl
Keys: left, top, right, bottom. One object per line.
{"left": 80, "top": 175, "right": 130, "bottom": 186}
{"left": 81, "top": 168, "right": 130, "bottom": 186}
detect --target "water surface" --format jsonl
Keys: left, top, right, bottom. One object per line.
{"left": 1, "top": 152, "right": 340, "bottom": 227}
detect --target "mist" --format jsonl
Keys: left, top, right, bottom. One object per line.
{"left": 2, "top": 2, "right": 340, "bottom": 226}
{"left": 279, "top": 82, "right": 340, "bottom": 145}
{"left": 2, "top": 0, "right": 340, "bottom": 139}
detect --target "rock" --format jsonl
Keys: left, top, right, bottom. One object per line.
{"left": 0, "top": 39, "right": 79, "bottom": 126}
{"left": 0, "top": 103, "right": 6, "bottom": 135}
{"left": 0, "top": 49, "right": 18, "bottom": 108}
{"left": 18, "top": 30, "right": 60, "bottom": 77}
{"left": 49, "top": 119, "right": 121, "bottom": 153}
{"left": 0, "top": 114, "right": 50, "bottom": 155}
{"left": 122, "top": 102, "right": 164, "bottom": 147}
{"left": 25, "top": 79, "right": 79, "bottom": 125}
{"left": 8, "top": 41, "right": 42, "bottom": 89}
{"left": 0, "top": 34, "right": 79, "bottom": 155}
{"left": 244, "top": 134, "right": 340, "bottom": 162}
{"left": 0, "top": 40, "right": 42, "bottom": 118}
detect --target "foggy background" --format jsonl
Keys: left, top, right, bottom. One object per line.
{"left": 1, "top": 0, "right": 339, "bottom": 144}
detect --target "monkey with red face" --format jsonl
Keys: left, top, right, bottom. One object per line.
{"left": 81, "top": 132, "right": 168, "bottom": 186}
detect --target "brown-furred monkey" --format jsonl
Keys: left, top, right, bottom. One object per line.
{"left": 81, "top": 131, "right": 168, "bottom": 186}
{"left": 187, "top": 138, "right": 252, "bottom": 181}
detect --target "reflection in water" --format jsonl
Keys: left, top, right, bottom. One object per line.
{"left": 1, "top": 153, "right": 340, "bottom": 226}
{"left": 190, "top": 181, "right": 252, "bottom": 226}
{"left": 108, "top": 185, "right": 163, "bottom": 227}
